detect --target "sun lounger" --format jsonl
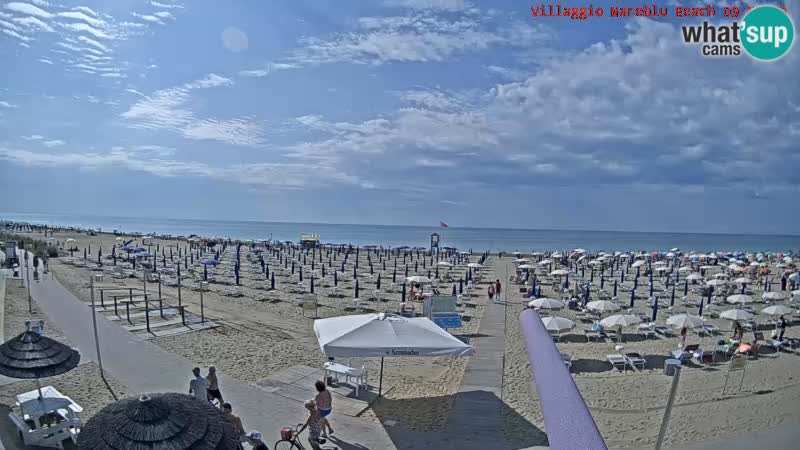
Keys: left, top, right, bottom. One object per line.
{"left": 670, "top": 344, "right": 700, "bottom": 362}
{"left": 625, "top": 352, "right": 646, "bottom": 370}
{"left": 585, "top": 329, "right": 605, "bottom": 342}
{"left": 765, "top": 338, "right": 785, "bottom": 352}
{"left": 607, "top": 354, "right": 628, "bottom": 371}
{"left": 638, "top": 324, "right": 656, "bottom": 339}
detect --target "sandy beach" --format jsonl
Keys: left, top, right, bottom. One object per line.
{"left": 4, "top": 226, "right": 800, "bottom": 449}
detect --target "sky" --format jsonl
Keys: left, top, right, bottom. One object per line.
{"left": 0, "top": 0, "right": 798, "bottom": 235}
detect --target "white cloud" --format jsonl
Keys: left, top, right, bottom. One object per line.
{"left": 42, "top": 139, "right": 65, "bottom": 147}
{"left": 72, "top": 6, "right": 98, "bottom": 17}
{"left": 37, "top": 58, "right": 53, "bottom": 64}
{"left": 121, "top": 74, "right": 263, "bottom": 146}
{"left": 383, "top": 0, "right": 470, "bottom": 11}
{"left": 5, "top": 2, "right": 52, "bottom": 19}
{"left": 288, "top": 11, "right": 546, "bottom": 66}
{"left": 77, "top": 35, "right": 110, "bottom": 52}
{"left": 57, "top": 11, "right": 106, "bottom": 29}
{"left": 0, "top": 101, "right": 19, "bottom": 108}
{"left": 151, "top": 1, "right": 184, "bottom": 9}
{"left": 238, "top": 63, "right": 300, "bottom": 77}
{"left": 12, "top": 15, "right": 54, "bottom": 32}
{"left": 132, "top": 12, "right": 164, "bottom": 24}
{"left": 153, "top": 11, "right": 174, "bottom": 20}
{"left": 417, "top": 158, "right": 455, "bottom": 168}
{"left": 30, "top": 0, "right": 48, "bottom": 7}
{"left": 22, "top": 135, "right": 43, "bottom": 140}
{"left": 2, "top": 28, "right": 31, "bottom": 42}
{"left": 485, "top": 65, "right": 528, "bottom": 81}
{"left": 59, "top": 21, "right": 110, "bottom": 39}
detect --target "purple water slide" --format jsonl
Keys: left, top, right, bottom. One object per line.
{"left": 519, "top": 308, "right": 607, "bottom": 450}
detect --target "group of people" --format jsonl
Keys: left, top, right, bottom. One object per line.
{"left": 487, "top": 279, "right": 502, "bottom": 301}
{"left": 190, "top": 366, "right": 336, "bottom": 450}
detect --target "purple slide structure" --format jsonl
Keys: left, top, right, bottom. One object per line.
{"left": 519, "top": 308, "right": 607, "bottom": 450}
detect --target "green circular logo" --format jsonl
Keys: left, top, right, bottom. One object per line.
{"left": 741, "top": 6, "right": 795, "bottom": 61}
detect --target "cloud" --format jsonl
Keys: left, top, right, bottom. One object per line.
{"left": 0, "top": 147, "right": 369, "bottom": 189}
{"left": 5, "top": 2, "right": 51, "bottom": 19}
{"left": 11, "top": 15, "right": 54, "bottom": 32}
{"left": 22, "top": 135, "right": 43, "bottom": 140}
{"left": 485, "top": 65, "right": 528, "bottom": 81}
{"left": 121, "top": 74, "right": 264, "bottom": 146}
{"left": 37, "top": 58, "right": 53, "bottom": 64}
{"left": 0, "top": 101, "right": 19, "bottom": 108}
{"left": 42, "top": 139, "right": 65, "bottom": 147}
{"left": 59, "top": 21, "right": 110, "bottom": 39}
{"left": 383, "top": 0, "right": 471, "bottom": 11}
{"left": 288, "top": 10, "right": 547, "bottom": 66}
{"left": 57, "top": 11, "right": 106, "bottom": 28}
{"left": 238, "top": 62, "right": 299, "bottom": 77}
{"left": 151, "top": 1, "right": 184, "bottom": 9}
{"left": 2, "top": 28, "right": 31, "bottom": 42}
{"left": 76, "top": 35, "right": 110, "bottom": 52}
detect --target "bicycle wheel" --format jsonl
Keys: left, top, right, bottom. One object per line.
{"left": 274, "top": 439, "right": 301, "bottom": 450}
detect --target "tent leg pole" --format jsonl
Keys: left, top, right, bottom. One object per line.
{"left": 379, "top": 357, "right": 384, "bottom": 397}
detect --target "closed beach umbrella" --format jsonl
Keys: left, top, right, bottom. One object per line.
{"left": 528, "top": 298, "right": 565, "bottom": 310}
{"left": 78, "top": 393, "right": 238, "bottom": 450}
{"left": 355, "top": 279, "right": 359, "bottom": 299}
{"left": 629, "top": 288, "right": 635, "bottom": 308}
{"left": 0, "top": 330, "right": 80, "bottom": 398}
{"left": 401, "top": 282, "right": 406, "bottom": 303}
{"left": 541, "top": 316, "right": 575, "bottom": 333}
{"left": 720, "top": 309, "right": 753, "bottom": 321}
{"left": 652, "top": 296, "right": 659, "bottom": 321}
{"left": 377, "top": 274, "right": 381, "bottom": 290}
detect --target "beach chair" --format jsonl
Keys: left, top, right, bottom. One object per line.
{"left": 654, "top": 325, "right": 673, "bottom": 337}
{"left": 607, "top": 354, "right": 628, "bottom": 371}
{"left": 671, "top": 344, "right": 700, "bottom": 362}
{"left": 638, "top": 323, "right": 656, "bottom": 339}
{"left": 624, "top": 352, "right": 646, "bottom": 370}
{"left": 713, "top": 340, "right": 737, "bottom": 362}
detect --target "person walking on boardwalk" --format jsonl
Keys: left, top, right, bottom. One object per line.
{"left": 488, "top": 284, "right": 495, "bottom": 301}
{"left": 207, "top": 365, "right": 223, "bottom": 407}
{"left": 189, "top": 367, "right": 208, "bottom": 401}
{"left": 495, "top": 279, "right": 502, "bottom": 301}
{"left": 315, "top": 380, "right": 335, "bottom": 437}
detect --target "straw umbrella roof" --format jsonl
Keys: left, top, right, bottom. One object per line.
{"left": 79, "top": 393, "right": 239, "bottom": 450}
{"left": 0, "top": 331, "right": 80, "bottom": 379}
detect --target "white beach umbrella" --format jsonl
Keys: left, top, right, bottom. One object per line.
{"left": 599, "top": 314, "right": 641, "bottom": 328}
{"left": 467, "top": 263, "right": 483, "bottom": 269}
{"left": 552, "top": 252, "right": 563, "bottom": 258}
{"left": 686, "top": 273, "right": 703, "bottom": 281}
{"left": 733, "top": 277, "right": 751, "bottom": 284}
{"left": 671, "top": 248, "right": 680, "bottom": 252}
{"left": 762, "top": 305, "right": 793, "bottom": 316}
{"left": 540, "top": 316, "right": 575, "bottom": 333}
{"left": 700, "top": 265, "right": 717, "bottom": 270}
{"left": 631, "top": 260, "right": 645, "bottom": 268}
{"left": 406, "top": 276, "right": 432, "bottom": 284}
{"left": 763, "top": 292, "right": 788, "bottom": 301}
{"left": 666, "top": 252, "right": 676, "bottom": 257}
{"left": 586, "top": 300, "right": 621, "bottom": 314}
{"left": 528, "top": 298, "right": 565, "bottom": 310}
{"left": 713, "top": 273, "right": 728, "bottom": 279}
{"left": 678, "top": 267, "right": 692, "bottom": 273}
{"left": 436, "top": 261, "right": 452, "bottom": 267}
{"left": 720, "top": 309, "right": 753, "bottom": 321}
{"left": 655, "top": 266, "right": 669, "bottom": 272}
{"left": 706, "top": 279, "right": 727, "bottom": 287}
{"left": 538, "top": 259, "right": 552, "bottom": 265}
{"left": 726, "top": 294, "right": 753, "bottom": 305}
{"left": 666, "top": 314, "right": 705, "bottom": 329}
{"left": 573, "top": 249, "right": 587, "bottom": 254}
{"left": 517, "top": 264, "right": 536, "bottom": 270}
{"left": 792, "top": 289, "right": 800, "bottom": 297}
{"left": 653, "top": 261, "right": 667, "bottom": 266}
{"left": 513, "top": 258, "right": 529, "bottom": 263}
{"left": 588, "top": 260, "right": 602, "bottom": 266}
{"left": 550, "top": 269, "right": 570, "bottom": 276}
{"left": 749, "top": 262, "right": 760, "bottom": 267}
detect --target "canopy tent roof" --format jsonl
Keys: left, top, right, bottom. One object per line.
{"left": 313, "top": 313, "right": 474, "bottom": 358}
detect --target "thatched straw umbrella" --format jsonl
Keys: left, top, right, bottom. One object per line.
{"left": 0, "top": 330, "right": 80, "bottom": 398}
{"left": 79, "top": 393, "right": 239, "bottom": 450}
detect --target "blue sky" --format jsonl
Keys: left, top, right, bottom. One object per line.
{"left": 0, "top": 0, "right": 798, "bottom": 234}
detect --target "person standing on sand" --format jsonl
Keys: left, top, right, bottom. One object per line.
{"left": 779, "top": 315, "right": 787, "bottom": 341}
{"left": 314, "top": 380, "right": 335, "bottom": 437}
{"left": 206, "top": 366, "right": 223, "bottom": 407}
{"left": 495, "top": 279, "right": 502, "bottom": 301}
{"left": 189, "top": 367, "right": 208, "bottom": 401}
{"left": 679, "top": 327, "right": 688, "bottom": 348}
{"left": 488, "top": 284, "right": 495, "bottom": 301}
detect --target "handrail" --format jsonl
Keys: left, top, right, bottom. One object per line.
{"left": 519, "top": 308, "right": 607, "bottom": 450}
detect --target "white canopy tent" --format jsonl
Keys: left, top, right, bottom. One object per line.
{"left": 313, "top": 313, "right": 474, "bottom": 395}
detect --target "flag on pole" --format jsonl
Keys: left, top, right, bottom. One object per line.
{"left": 440, "top": 222, "right": 449, "bottom": 228}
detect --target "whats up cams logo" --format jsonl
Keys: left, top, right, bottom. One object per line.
{"left": 681, "top": 5, "right": 795, "bottom": 60}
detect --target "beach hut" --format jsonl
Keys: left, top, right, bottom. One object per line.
{"left": 314, "top": 313, "right": 473, "bottom": 396}
{"left": 78, "top": 393, "right": 239, "bottom": 450}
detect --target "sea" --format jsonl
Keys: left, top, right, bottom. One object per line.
{"left": 2, "top": 212, "right": 799, "bottom": 254}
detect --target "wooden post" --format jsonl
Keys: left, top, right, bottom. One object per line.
{"left": 125, "top": 301, "right": 131, "bottom": 325}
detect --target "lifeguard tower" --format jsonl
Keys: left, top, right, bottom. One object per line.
{"left": 430, "top": 233, "right": 440, "bottom": 254}
{"left": 300, "top": 233, "right": 320, "bottom": 249}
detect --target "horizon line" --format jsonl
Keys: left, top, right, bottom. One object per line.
{"left": 2, "top": 211, "right": 799, "bottom": 239}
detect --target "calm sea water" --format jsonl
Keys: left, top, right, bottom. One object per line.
{"left": 2, "top": 213, "right": 799, "bottom": 253}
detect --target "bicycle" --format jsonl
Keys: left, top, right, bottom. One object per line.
{"left": 274, "top": 424, "right": 336, "bottom": 450}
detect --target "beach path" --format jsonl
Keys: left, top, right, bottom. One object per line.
{"left": 20, "top": 251, "right": 396, "bottom": 449}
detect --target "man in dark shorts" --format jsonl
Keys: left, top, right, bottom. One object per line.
{"left": 206, "top": 366, "right": 223, "bottom": 407}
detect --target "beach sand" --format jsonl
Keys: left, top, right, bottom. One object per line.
{"left": 11, "top": 229, "right": 800, "bottom": 448}
{"left": 0, "top": 275, "right": 128, "bottom": 422}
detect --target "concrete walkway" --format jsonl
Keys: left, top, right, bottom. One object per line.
{"left": 20, "top": 252, "right": 395, "bottom": 449}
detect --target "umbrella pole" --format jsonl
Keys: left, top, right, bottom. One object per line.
{"left": 36, "top": 377, "right": 43, "bottom": 399}
{"left": 379, "top": 357, "right": 384, "bottom": 397}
